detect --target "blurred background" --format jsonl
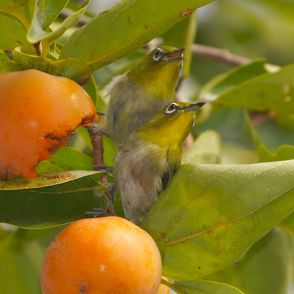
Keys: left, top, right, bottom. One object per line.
{"left": 0, "top": 0, "right": 293, "bottom": 293}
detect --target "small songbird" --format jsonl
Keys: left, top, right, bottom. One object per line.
{"left": 114, "top": 101, "right": 206, "bottom": 223}
{"left": 105, "top": 46, "right": 184, "bottom": 144}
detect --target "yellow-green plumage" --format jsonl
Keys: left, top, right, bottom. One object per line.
{"left": 114, "top": 101, "right": 205, "bottom": 223}
{"left": 105, "top": 46, "right": 184, "bottom": 144}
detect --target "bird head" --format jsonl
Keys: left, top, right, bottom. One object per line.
{"left": 137, "top": 101, "right": 206, "bottom": 147}
{"left": 128, "top": 46, "right": 184, "bottom": 99}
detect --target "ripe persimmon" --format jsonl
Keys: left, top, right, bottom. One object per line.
{"left": 157, "top": 284, "right": 171, "bottom": 293}
{"left": 41, "top": 216, "right": 162, "bottom": 294}
{"left": 0, "top": 69, "right": 97, "bottom": 179}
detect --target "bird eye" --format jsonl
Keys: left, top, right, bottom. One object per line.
{"left": 165, "top": 103, "right": 179, "bottom": 114}
{"left": 153, "top": 48, "right": 164, "bottom": 62}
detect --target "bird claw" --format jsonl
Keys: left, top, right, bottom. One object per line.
{"left": 85, "top": 208, "right": 109, "bottom": 218}
{"left": 94, "top": 165, "right": 113, "bottom": 173}
{"left": 105, "top": 183, "right": 115, "bottom": 194}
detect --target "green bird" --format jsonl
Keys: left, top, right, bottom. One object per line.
{"left": 114, "top": 101, "right": 205, "bottom": 223}
{"left": 105, "top": 46, "right": 184, "bottom": 144}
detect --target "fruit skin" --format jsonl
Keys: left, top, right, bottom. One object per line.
{"left": 156, "top": 284, "right": 171, "bottom": 294}
{"left": 41, "top": 216, "right": 162, "bottom": 294}
{"left": 0, "top": 69, "right": 97, "bottom": 179}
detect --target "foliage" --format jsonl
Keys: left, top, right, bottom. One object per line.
{"left": 0, "top": 1, "right": 293, "bottom": 293}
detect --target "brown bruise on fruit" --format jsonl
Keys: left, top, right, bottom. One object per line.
{"left": 80, "top": 114, "right": 98, "bottom": 126}
{"left": 0, "top": 69, "right": 98, "bottom": 180}
{"left": 44, "top": 131, "right": 71, "bottom": 154}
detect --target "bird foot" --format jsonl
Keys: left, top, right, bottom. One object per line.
{"left": 94, "top": 165, "right": 113, "bottom": 173}
{"left": 85, "top": 208, "right": 109, "bottom": 218}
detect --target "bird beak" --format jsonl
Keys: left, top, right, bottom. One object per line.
{"left": 183, "top": 101, "right": 207, "bottom": 112}
{"left": 163, "top": 48, "right": 185, "bottom": 62}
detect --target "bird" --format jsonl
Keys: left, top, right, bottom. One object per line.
{"left": 114, "top": 101, "right": 206, "bottom": 223}
{"left": 105, "top": 46, "right": 184, "bottom": 144}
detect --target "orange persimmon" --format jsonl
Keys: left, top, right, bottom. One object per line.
{"left": 41, "top": 217, "right": 162, "bottom": 294}
{"left": 0, "top": 69, "right": 97, "bottom": 179}
{"left": 156, "top": 284, "right": 171, "bottom": 293}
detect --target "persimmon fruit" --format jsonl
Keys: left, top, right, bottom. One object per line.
{"left": 156, "top": 284, "right": 171, "bottom": 293}
{"left": 41, "top": 216, "right": 162, "bottom": 294}
{"left": 0, "top": 69, "right": 97, "bottom": 179}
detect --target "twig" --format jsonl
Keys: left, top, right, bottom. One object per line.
{"left": 88, "top": 123, "right": 104, "bottom": 168}
{"left": 190, "top": 43, "right": 249, "bottom": 66}
{"left": 87, "top": 123, "right": 116, "bottom": 215}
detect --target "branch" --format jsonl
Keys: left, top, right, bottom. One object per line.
{"left": 87, "top": 123, "right": 104, "bottom": 169}
{"left": 87, "top": 123, "right": 116, "bottom": 215}
{"left": 190, "top": 44, "right": 249, "bottom": 66}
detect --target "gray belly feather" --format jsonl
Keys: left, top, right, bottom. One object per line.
{"left": 115, "top": 143, "right": 168, "bottom": 223}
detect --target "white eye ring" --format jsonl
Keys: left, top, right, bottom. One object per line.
{"left": 153, "top": 48, "right": 164, "bottom": 62}
{"left": 165, "top": 103, "right": 179, "bottom": 114}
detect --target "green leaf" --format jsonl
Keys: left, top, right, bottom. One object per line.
{"left": 246, "top": 115, "right": 294, "bottom": 163}
{"left": 83, "top": 75, "right": 106, "bottom": 111}
{"left": 258, "top": 145, "right": 294, "bottom": 162}
{"left": 162, "top": 12, "right": 197, "bottom": 78}
{"left": 167, "top": 279, "right": 244, "bottom": 294}
{"left": 0, "top": 50, "right": 15, "bottom": 72}
{"left": 36, "top": 147, "right": 93, "bottom": 174}
{"left": 0, "top": 0, "right": 35, "bottom": 52}
{"left": 280, "top": 214, "right": 294, "bottom": 233}
{"left": 142, "top": 160, "right": 294, "bottom": 280}
{"left": 60, "top": 0, "right": 214, "bottom": 75}
{"left": 27, "top": 0, "right": 89, "bottom": 47}
{"left": 220, "top": 144, "right": 257, "bottom": 165}
{"left": 93, "top": 49, "right": 145, "bottom": 88}
{"left": 0, "top": 171, "right": 106, "bottom": 228}
{"left": 0, "top": 232, "right": 42, "bottom": 294}
{"left": 33, "top": 0, "right": 69, "bottom": 31}
{"left": 182, "top": 130, "right": 221, "bottom": 164}
{"left": 199, "top": 59, "right": 268, "bottom": 101}
{"left": 73, "top": 126, "right": 93, "bottom": 150}
{"left": 0, "top": 226, "right": 60, "bottom": 294}
{"left": 196, "top": 108, "right": 254, "bottom": 148}
{"left": 183, "top": 13, "right": 197, "bottom": 78}
{"left": 209, "top": 229, "right": 293, "bottom": 294}
{"left": 103, "top": 136, "right": 118, "bottom": 167}
{"left": 254, "top": 119, "right": 294, "bottom": 150}
{"left": 11, "top": 47, "right": 90, "bottom": 79}
{"left": 215, "top": 64, "right": 294, "bottom": 115}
